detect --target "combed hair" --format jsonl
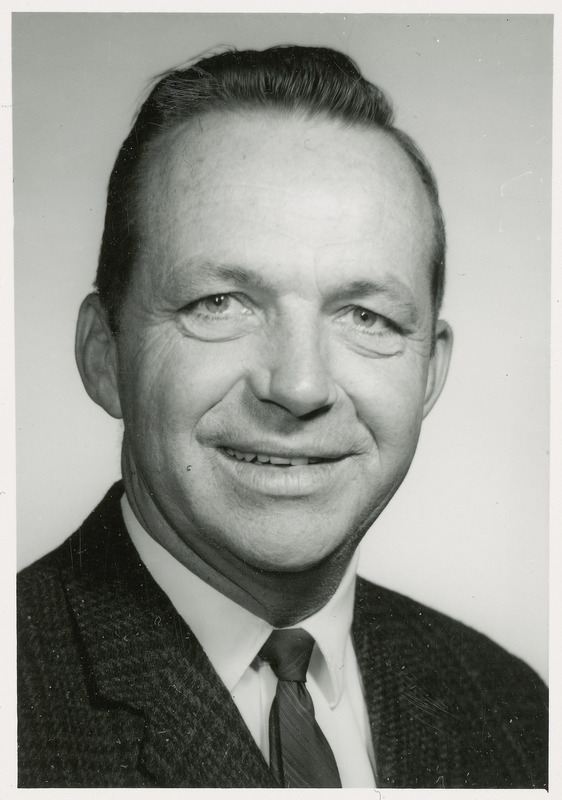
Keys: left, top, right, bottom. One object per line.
{"left": 96, "top": 45, "right": 446, "bottom": 333}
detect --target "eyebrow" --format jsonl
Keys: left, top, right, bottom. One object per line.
{"left": 173, "top": 262, "right": 271, "bottom": 295}
{"left": 193, "top": 263, "right": 271, "bottom": 292}
{"left": 176, "top": 262, "right": 421, "bottom": 325}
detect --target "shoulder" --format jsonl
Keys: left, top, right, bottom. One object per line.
{"left": 17, "top": 481, "right": 170, "bottom": 787}
{"left": 353, "top": 576, "right": 548, "bottom": 789}
{"left": 19, "top": 479, "right": 126, "bottom": 573}
{"left": 18, "top": 480, "right": 139, "bottom": 610}
{"left": 353, "top": 575, "right": 546, "bottom": 690}
{"left": 17, "top": 480, "right": 167, "bottom": 654}
{"left": 18, "top": 481, "right": 117, "bottom": 614}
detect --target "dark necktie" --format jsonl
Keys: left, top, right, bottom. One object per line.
{"left": 259, "top": 628, "right": 342, "bottom": 788}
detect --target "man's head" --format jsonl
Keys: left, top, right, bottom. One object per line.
{"left": 76, "top": 46, "right": 452, "bottom": 624}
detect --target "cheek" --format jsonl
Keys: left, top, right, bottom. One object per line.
{"left": 339, "top": 352, "right": 429, "bottom": 449}
{"left": 118, "top": 334, "right": 251, "bottom": 437}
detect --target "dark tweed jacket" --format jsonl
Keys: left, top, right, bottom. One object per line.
{"left": 17, "top": 483, "right": 548, "bottom": 788}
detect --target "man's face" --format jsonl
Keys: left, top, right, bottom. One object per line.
{"left": 111, "top": 111, "right": 449, "bottom": 580}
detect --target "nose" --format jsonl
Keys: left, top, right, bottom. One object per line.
{"left": 249, "top": 314, "right": 337, "bottom": 418}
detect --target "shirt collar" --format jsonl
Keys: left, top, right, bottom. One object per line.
{"left": 121, "top": 494, "right": 358, "bottom": 709}
{"left": 298, "top": 549, "right": 358, "bottom": 706}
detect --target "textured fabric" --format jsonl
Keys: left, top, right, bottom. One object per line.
{"left": 353, "top": 581, "right": 548, "bottom": 789}
{"left": 260, "top": 629, "right": 341, "bottom": 788}
{"left": 17, "top": 482, "right": 549, "bottom": 788}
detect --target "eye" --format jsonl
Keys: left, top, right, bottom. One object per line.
{"left": 178, "top": 292, "right": 259, "bottom": 341}
{"left": 351, "top": 307, "right": 387, "bottom": 330}
{"left": 200, "top": 294, "right": 233, "bottom": 313}
{"left": 335, "top": 305, "right": 404, "bottom": 356}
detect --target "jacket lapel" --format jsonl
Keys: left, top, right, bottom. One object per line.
{"left": 61, "top": 484, "right": 277, "bottom": 788}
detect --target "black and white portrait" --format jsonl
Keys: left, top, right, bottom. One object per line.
{"left": 11, "top": 11, "right": 551, "bottom": 791}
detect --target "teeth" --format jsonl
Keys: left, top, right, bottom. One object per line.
{"left": 224, "top": 448, "right": 316, "bottom": 466}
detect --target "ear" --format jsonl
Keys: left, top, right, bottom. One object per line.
{"left": 75, "top": 293, "right": 123, "bottom": 419}
{"left": 423, "top": 319, "right": 453, "bottom": 418}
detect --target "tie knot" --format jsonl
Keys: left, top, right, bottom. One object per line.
{"left": 260, "top": 628, "right": 315, "bottom": 682}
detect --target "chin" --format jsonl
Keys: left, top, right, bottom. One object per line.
{"left": 231, "top": 527, "right": 353, "bottom": 574}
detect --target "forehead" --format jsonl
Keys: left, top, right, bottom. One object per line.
{"left": 136, "top": 110, "right": 435, "bottom": 295}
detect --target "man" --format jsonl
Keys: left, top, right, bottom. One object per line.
{"left": 17, "top": 45, "right": 548, "bottom": 788}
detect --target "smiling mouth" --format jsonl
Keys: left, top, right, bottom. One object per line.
{"left": 223, "top": 447, "right": 341, "bottom": 467}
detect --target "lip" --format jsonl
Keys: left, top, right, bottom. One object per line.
{"left": 219, "top": 442, "right": 349, "bottom": 459}
{"left": 216, "top": 446, "right": 350, "bottom": 497}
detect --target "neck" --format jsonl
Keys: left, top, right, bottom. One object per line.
{"left": 223, "top": 547, "right": 357, "bottom": 627}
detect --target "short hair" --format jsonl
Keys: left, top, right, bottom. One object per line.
{"left": 96, "top": 45, "right": 446, "bottom": 335}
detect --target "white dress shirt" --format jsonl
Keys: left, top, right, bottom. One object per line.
{"left": 122, "top": 494, "right": 376, "bottom": 787}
